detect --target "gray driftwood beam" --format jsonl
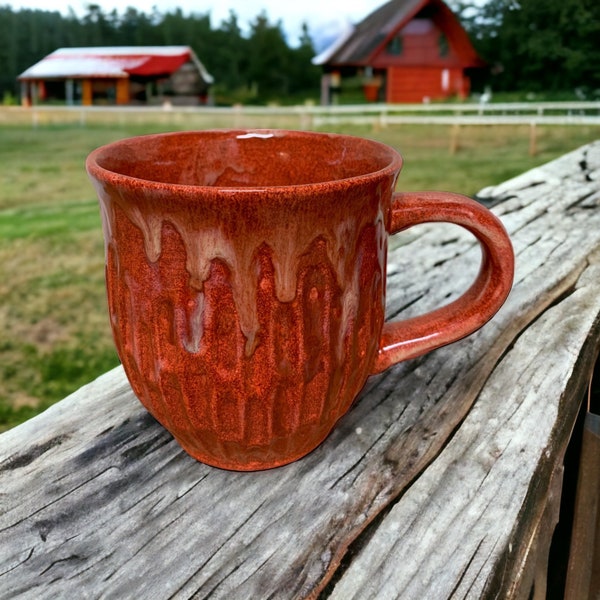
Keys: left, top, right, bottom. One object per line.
{"left": 1, "top": 141, "right": 600, "bottom": 599}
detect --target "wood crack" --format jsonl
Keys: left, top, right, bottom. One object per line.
{"left": 0, "top": 435, "right": 70, "bottom": 473}
{"left": 0, "top": 465, "right": 122, "bottom": 535}
{"left": 39, "top": 554, "right": 84, "bottom": 577}
{"left": 166, "top": 497, "right": 272, "bottom": 600}
{"left": 201, "top": 547, "right": 278, "bottom": 600}
{"left": 328, "top": 426, "right": 391, "bottom": 491}
{"left": 0, "top": 548, "right": 34, "bottom": 578}
{"left": 448, "top": 537, "right": 486, "bottom": 599}
{"left": 386, "top": 293, "right": 426, "bottom": 320}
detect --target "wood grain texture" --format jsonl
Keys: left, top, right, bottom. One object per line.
{"left": 1, "top": 141, "right": 599, "bottom": 599}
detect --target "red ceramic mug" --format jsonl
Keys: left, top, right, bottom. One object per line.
{"left": 87, "top": 129, "right": 514, "bottom": 471}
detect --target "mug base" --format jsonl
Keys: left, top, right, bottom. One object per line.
{"left": 172, "top": 430, "right": 332, "bottom": 472}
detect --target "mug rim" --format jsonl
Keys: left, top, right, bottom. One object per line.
{"left": 86, "top": 128, "right": 403, "bottom": 195}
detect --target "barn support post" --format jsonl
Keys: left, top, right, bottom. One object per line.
{"left": 329, "top": 72, "right": 341, "bottom": 105}
{"left": 65, "top": 79, "right": 74, "bottom": 106}
{"left": 116, "top": 78, "right": 129, "bottom": 105}
{"left": 320, "top": 74, "right": 331, "bottom": 106}
{"left": 82, "top": 79, "right": 93, "bottom": 106}
{"left": 20, "top": 81, "right": 30, "bottom": 106}
{"left": 30, "top": 81, "right": 39, "bottom": 105}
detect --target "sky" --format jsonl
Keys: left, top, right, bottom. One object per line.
{"left": 5, "top": 0, "right": 376, "bottom": 47}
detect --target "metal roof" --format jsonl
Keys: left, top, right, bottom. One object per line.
{"left": 18, "top": 46, "right": 214, "bottom": 83}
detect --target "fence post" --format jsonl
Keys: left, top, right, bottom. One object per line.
{"left": 299, "top": 108, "right": 311, "bottom": 130}
{"left": 379, "top": 107, "right": 388, "bottom": 130}
{"left": 450, "top": 123, "right": 460, "bottom": 155}
{"left": 529, "top": 122, "right": 537, "bottom": 156}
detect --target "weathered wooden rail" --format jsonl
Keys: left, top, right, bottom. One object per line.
{"left": 1, "top": 141, "right": 600, "bottom": 599}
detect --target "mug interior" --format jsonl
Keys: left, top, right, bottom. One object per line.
{"left": 90, "top": 129, "right": 401, "bottom": 188}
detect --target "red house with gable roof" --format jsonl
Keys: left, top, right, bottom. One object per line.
{"left": 314, "top": 0, "right": 484, "bottom": 104}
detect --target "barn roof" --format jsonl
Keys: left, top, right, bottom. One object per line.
{"left": 18, "top": 46, "right": 214, "bottom": 83}
{"left": 314, "top": 0, "right": 482, "bottom": 67}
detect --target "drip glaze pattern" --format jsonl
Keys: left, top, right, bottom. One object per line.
{"left": 104, "top": 208, "right": 386, "bottom": 469}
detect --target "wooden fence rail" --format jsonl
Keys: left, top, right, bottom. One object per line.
{"left": 1, "top": 140, "right": 600, "bottom": 599}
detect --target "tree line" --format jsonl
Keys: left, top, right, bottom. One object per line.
{"left": 0, "top": 5, "right": 321, "bottom": 105}
{"left": 0, "top": 1, "right": 599, "bottom": 105}
{"left": 451, "top": 0, "right": 600, "bottom": 97}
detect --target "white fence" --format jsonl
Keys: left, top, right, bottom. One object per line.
{"left": 307, "top": 101, "right": 600, "bottom": 128}
{"left": 1, "top": 102, "right": 599, "bottom": 155}
{"left": 2, "top": 101, "right": 600, "bottom": 129}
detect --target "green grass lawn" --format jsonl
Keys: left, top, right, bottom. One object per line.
{"left": 0, "top": 119, "right": 598, "bottom": 430}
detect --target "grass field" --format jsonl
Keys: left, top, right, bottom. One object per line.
{"left": 0, "top": 118, "right": 598, "bottom": 430}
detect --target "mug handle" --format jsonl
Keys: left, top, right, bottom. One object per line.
{"left": 372, "top": 191, "right": 515, "bottom": 374}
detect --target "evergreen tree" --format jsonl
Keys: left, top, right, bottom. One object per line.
{"left": 450, "top": 0, "right": 600, "bottom": 94}
{"left": 246, "top": 12, "right": 292, "bottom": 100}
{"left": 209, "top": 11, "right": 249, "bottom": 93}
{"left": 289, "top": 23, "right": 321, "bottom": 95}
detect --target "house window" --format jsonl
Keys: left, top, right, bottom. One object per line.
{"left": 387, "top": 35, "right": 403, "bottom": 56}
{"left": 439, "top": 34, "right": 449, "bottom": 57}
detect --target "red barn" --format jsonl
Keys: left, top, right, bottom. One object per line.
{"left": 314, "top": 0, "right": 484, "bottom": 104}
{"left": 18, "top": 46, "right": 213, "bottom": 107}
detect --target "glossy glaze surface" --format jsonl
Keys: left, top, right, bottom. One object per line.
{"left": 87, "top": 129, "right": 514, "bottom": 470}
